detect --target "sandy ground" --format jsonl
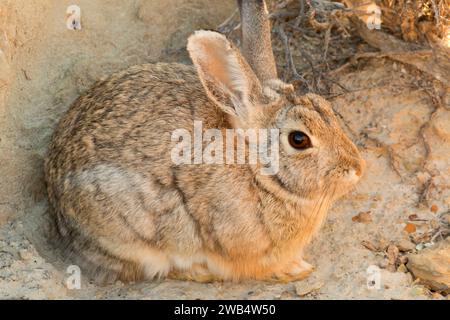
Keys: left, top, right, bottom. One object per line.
{"left": 0, "top": 0, "right": 449, "bottom": 299}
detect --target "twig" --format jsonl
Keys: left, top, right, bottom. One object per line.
{"left": 323, "top": 26, "right": 332, "bottom": 62}
{"left": 294, "top": 0, "right": 307, "bottom": 27}
{"left": 217, "top": 8, "right": 238, "bottom": 30}
{"left": 295, "top": 45, "right": 319, "bottom": 92}
{"left": 270, "top": 10, "right": 300, "bottom": 20}
{"left": 431, "top": 0, "right": 441, "bottom": 26}
{"left": 216, "top": 8, "right": 239, "bottom": 35}
{"left": 276, "top": 25, "right": 308, "bottom": 86}
{"left": 326, "top": 50, "right": 434, "bottom": 77}
{"left": 350, "top": 16, "right": 450, "bottom": 86}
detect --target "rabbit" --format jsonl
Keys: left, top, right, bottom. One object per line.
{"left": 44, "top": 0, "right": 364, "bottom": 284}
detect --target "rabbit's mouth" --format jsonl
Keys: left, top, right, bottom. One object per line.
{"left": 330, "top": 171, "right": 363, "bottom": 200}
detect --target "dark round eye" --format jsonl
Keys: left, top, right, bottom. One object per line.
{"left": 288, "top": 131, "right": 312, "bottom": 150}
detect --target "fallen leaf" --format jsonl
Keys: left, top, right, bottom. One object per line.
{"left": 404, "top": 223, "right": 417, "bottom": 234}
{"left": 387, "top": 244, "right": 399, "bottom": 265}
{"left": 361, "top": 240, "right": 378, "bottom": 252}
{"left": 352, "top": 211, "right": 372, "bottom": 223}
{"left": 430, "top": 204, "right": 438, "bottom": 213}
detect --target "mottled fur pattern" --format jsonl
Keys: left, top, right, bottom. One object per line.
{"left": 45, "top": 1, "right": 364, "bottom": 283}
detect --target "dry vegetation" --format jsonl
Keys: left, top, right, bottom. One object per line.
{"left": 220, "top": 0, "right": 449, "bottom": 91}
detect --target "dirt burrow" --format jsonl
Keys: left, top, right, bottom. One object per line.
{"left": 0, "top": 1, "right": 449, "bottom": 299}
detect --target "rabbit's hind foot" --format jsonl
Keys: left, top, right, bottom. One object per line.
{"left": 270, "top": 259, "right": 314, "bottom": 283}
{"left": 168, "top": 263, "right": 222, "bottom": 283}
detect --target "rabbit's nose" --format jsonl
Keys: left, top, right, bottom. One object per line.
{"left": 345, "top": 158, "right": 365, "bottom": 181}
{"left": 346, "top": 168, "right": 359, "bottom": 182}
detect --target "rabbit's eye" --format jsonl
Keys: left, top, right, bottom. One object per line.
{"left": 288, "top": 131, "right": 312, "bottom": 150}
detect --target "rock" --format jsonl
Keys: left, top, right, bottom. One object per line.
{"left": 442, "top": 213, "right": 450, "bottom": 225}
{"left": 378, "top": 258, "right": 390, "bottom": 269}
{"left": 294, "top": 278, "right": 324, "bottom": 297}
{"left": 415, "top": 243, "right": 425, "bottom": 251}
{"left": 410, "top": 285, "right": 429, "bottom": 297}
{"left": 19, "top": 249, "right": 32, "bottom": 261}
{"left": 397, "top": 264, "right": 408, "bottom": 273}
{"left": 407, "top": 238, "right": 450, "bottom": 293}
{"left": 396, "top": 239, "right": 416, "bottom": 252}
{"left": 431, "top": 292, "right": 444, "bottom": 300}
{"left": 431, "top": 108, "right": 450, "bottom": 142}
{"left": 398, "top": 255, "right": 408, "bottom": 265}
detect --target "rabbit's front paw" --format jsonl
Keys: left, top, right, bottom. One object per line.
{"left": 270, "top": 259, "right": 314, "bottom": 283}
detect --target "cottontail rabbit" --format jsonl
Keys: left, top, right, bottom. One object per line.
{"left": 45, "top": 0, "right": 364, "bottom": 283}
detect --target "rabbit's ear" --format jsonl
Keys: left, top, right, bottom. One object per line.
{"left": 187, "top": 30, "right": 262, "bottom": 119}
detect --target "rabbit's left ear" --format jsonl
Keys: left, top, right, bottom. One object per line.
{"left": 187, "top": 30, "right": 262, "bottom": 119}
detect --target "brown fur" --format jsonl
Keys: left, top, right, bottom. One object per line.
{"left": 44, "top": 1, "right": 364, "bottom": 283}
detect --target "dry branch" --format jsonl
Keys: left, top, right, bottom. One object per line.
{"left": 350, "top": 16, "right": 450, "bottom": 86}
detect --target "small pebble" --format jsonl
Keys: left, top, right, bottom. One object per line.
{"left": 397, "top": 264, "right": 408, "bottom": 273}
{"left": 415, "top": 243, "right": 425, "bottom": 251}
{"left": 295, "top": 279, "right": 324, "bottom": 297}
{"left": 396, "top": 239, "right": 415, "bottom": 252}
{"left": 19, "top": 249, "right": 32, "bottom": 261}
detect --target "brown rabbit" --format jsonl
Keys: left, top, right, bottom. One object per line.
{"left": 45, "top": 0, "right": 364, "bottom": 283}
